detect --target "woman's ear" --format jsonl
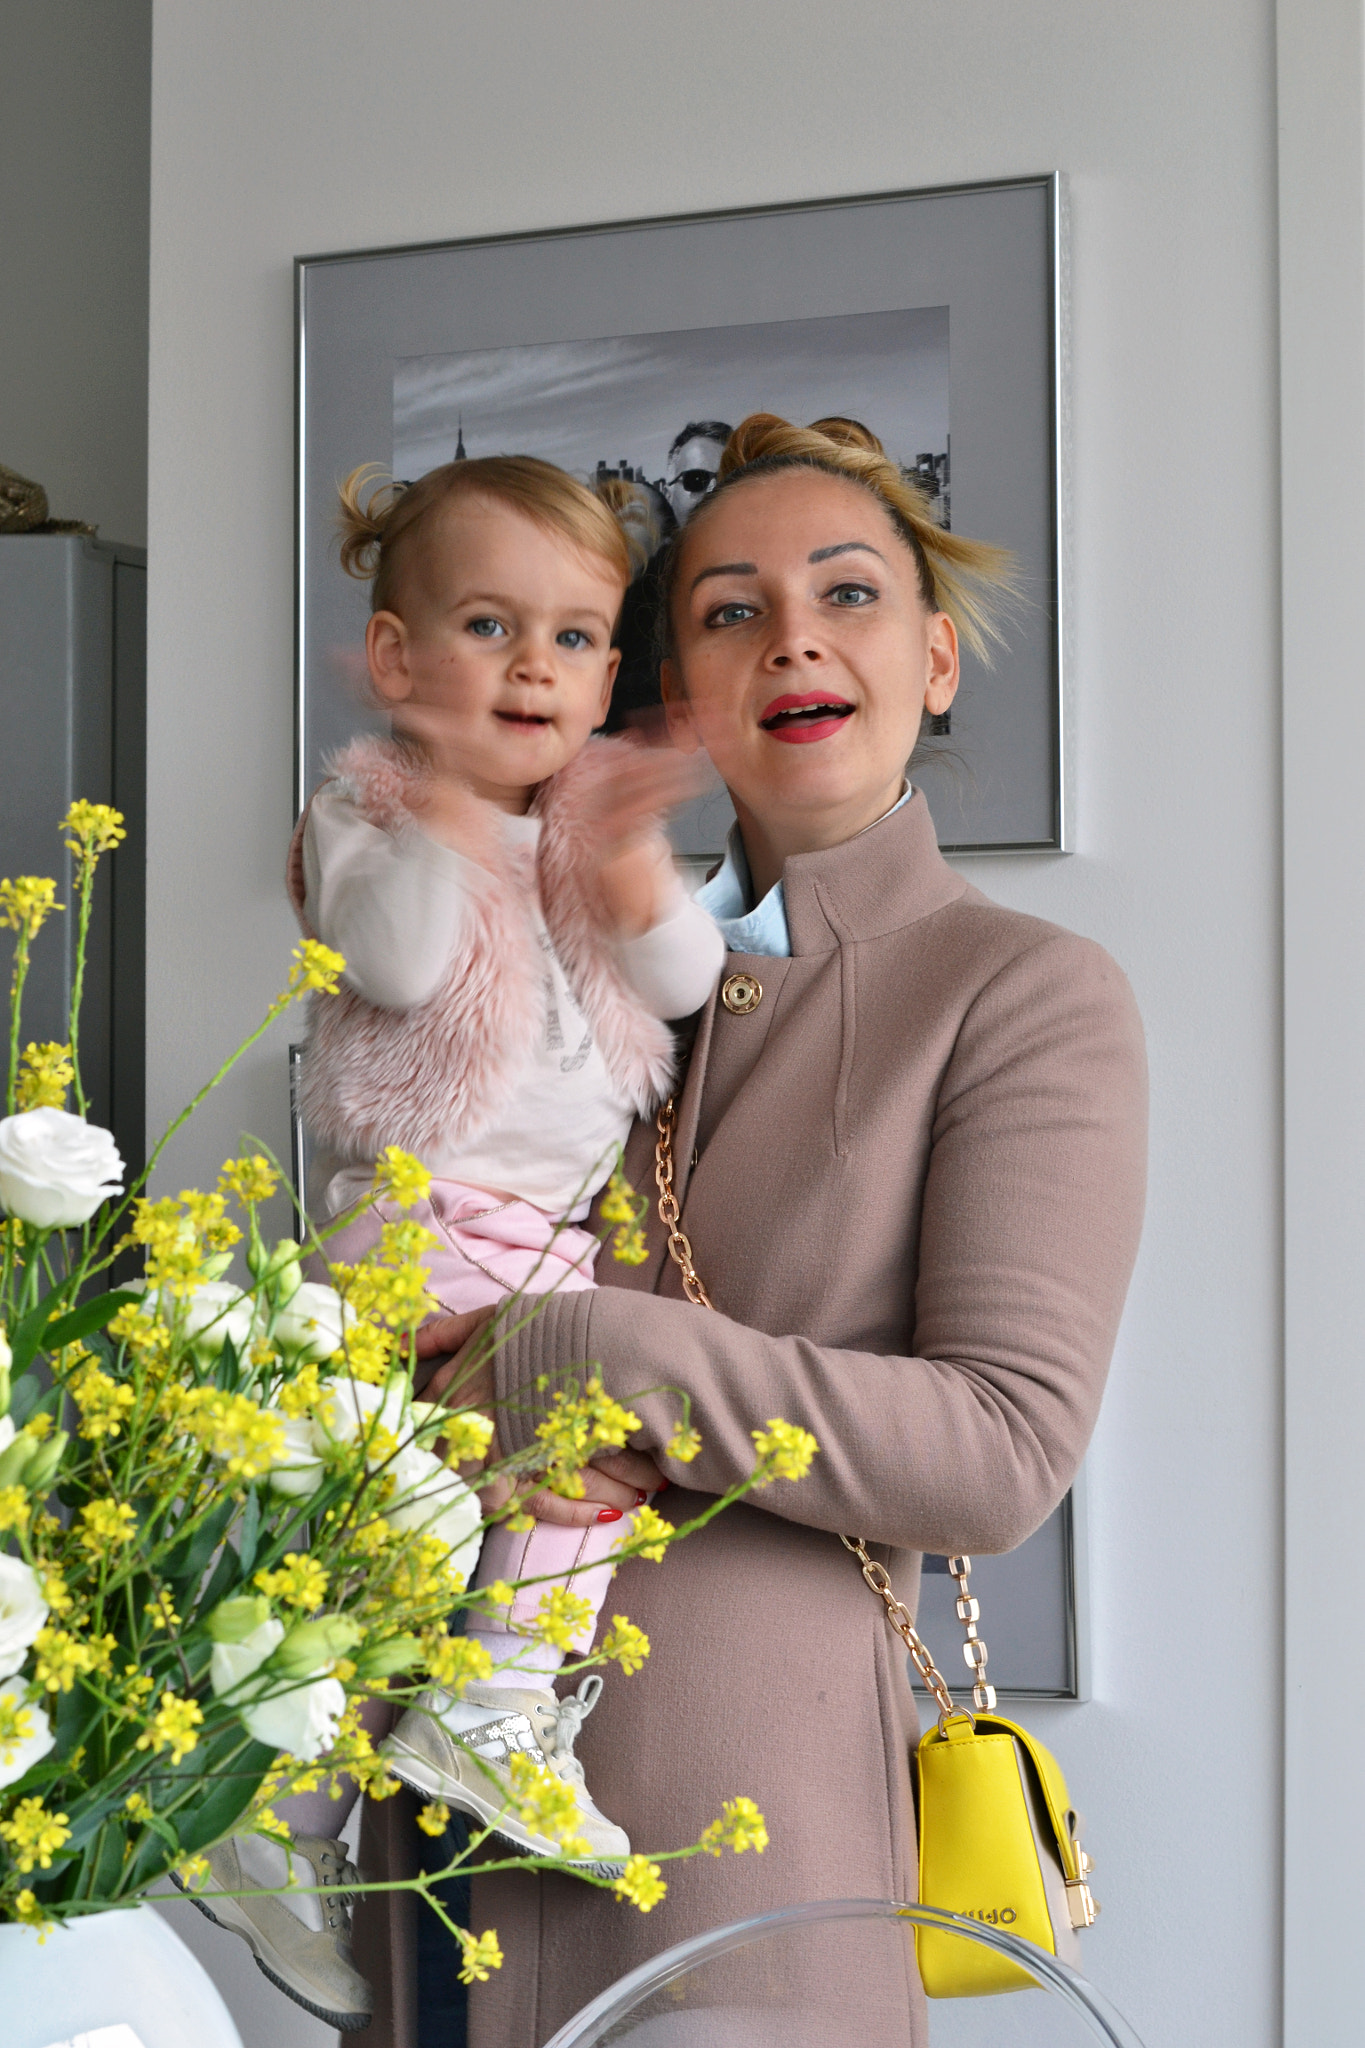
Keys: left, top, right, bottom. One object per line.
{"left": 659, "top": 658, "right": 702, "bottom": 754}
{"left": 366, "top": 611, "right": 413, "bottom": 704}
{"left": 922, "top": 611, "right": 960, "bottom": 718}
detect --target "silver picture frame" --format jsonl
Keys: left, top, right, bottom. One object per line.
{"left": 295, "top": 174, "right": 1068, "bottom": 856}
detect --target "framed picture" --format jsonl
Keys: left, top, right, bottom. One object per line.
{"left": 296, "top": 174, "right": 1067, "bottom": 858}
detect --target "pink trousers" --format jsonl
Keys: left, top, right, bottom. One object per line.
{"left": 324, "top": 1176, "right": 638, "bottom": 1650}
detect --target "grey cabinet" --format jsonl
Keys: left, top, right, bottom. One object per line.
{"left": 0, "top": 534, "right": 146, "bottom": 1178}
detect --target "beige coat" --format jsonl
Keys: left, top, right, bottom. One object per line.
{"left": 375, "top": 790, "right": 1148, "bottom": 2046}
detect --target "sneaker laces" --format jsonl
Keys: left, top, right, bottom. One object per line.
{"left": 550, "top": 1674, "right": 604, "bottom": 1788}
{"left": 314, "top": 1841, "right": 362, "bottom": 1935}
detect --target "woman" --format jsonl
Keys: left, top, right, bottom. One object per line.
{"left": 412, "top": 414, "right": 1148, "bottom": 2047}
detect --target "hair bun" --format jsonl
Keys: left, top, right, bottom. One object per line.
{"left": 807, "top": 415, "right": 887, "bottom": 457}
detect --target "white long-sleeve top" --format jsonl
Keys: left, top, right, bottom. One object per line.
{"left": 302, "top": 786, "right": 724, "bottom": 1216}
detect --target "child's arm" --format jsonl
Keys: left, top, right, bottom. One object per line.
{"left": 303, "top": 785, "right": 488, "bottom": 1010}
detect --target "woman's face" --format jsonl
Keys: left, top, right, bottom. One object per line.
{"left": 661, "top": 470, "right": 958, "bottom": 849}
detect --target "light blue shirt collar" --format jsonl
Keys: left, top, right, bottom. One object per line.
{"left": 695, "top": 784, "right": 913, "bottom": 960}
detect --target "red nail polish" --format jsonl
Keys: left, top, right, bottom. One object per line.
{"left": 634, "top": 1489, "right": 649, "bottom": 1507}
{"left": 597, "top": 1507, "right": 624, "bottom": 1523}
{"left": 655, "top": 1478, "right": 671, "bottom": 1493}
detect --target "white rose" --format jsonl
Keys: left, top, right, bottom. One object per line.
{"left": 0, "top": 1108, "right": 124, "bottom": 1229}
{"left": 241, "top": 1672, "right": 347, "bottom": 1762}
{"left": 146, "top": 1280, "right": 255, "bottom": 1364}
{"left": 209, "top": 1615, "right": 285, "bottom": 1698}
{"left": 0, "top": 1416, "right": 14, "bottom": 1458}
{"left": 315, "top": 1373, "right": 407, "bottom": 1449}
{"left": 386, "top": 1444, "right": 483, "bottom": 1582}
{"left": 270, "top": 1283, "right": 354, "bottom": 1364}
{"left": 265, "top": 1413, "right": 326, "bottom": 1499}
{"left": 0, "top": 1555, "right": 49, "bottom": 1681}
{"left": 0, "top": 1676, "right": 55, "bottom": 1789}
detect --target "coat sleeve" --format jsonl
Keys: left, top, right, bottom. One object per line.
{"left": 491, "top": 931, "right": 1148, "bottom": 1556}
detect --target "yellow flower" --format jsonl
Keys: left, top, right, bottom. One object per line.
{"left": 219, "top": 1153, "right": 279, "bottom": 1207}
{"left": 124, "top": 1791, "right": 156, "bottom": 1824}
{"left": 598, "top": 1616, "right": 651, "bottom": 1675}
{"left": 38, "top": 1566, "right": 73, "bottom": 1617}
{"left": 665, "top": 1423, "right": 702, "bottom": 1464}
{"left": 135, "top": 1690, "right": 203, "bottom": 1765}
{"left": 416, "top": 1799, "right": 450, "bottom": 1837}
{"left": 507, "top": 1752, "right": 590, "bottom": 1857}
{"left": 61, "top": 799, "right": 126, "bottom": 864}
{"left": 437, "top": 1409, "right": 495, "bottom": 1464}
{"left": 32, "top": 1626, "right": 114, "bottom": 1694}
{"left": 613, "top": 1854, "right": 667, "bottom": 1912}
{"left": 179, "top": 1188, "right": 241, "bottom": 1252}
{"left": 372, "top": 1146, "right": 432, "bottom": 1210}
{"left": 15, "top": 1041, "right": 74, "bottom": 1111}
{"left": 176, "top": 1852, "right": 210, "bottom": 1891}
{"left": 422, "top": 1631, "right": 493, "bottom": 1695}
{"left": 13, "top": 1887, "right": 53, "bottom": 1938}
{"left": 288, "top": 938, "right": 346, "bottom": 997}
{"left": 699, "top": 1795, "right": 769, "bottom": 1857}
{"left": 611, "top": 1224, "right": 649, "bottom": 1266}
{"left": 533, "top": 1378, "right": 641, "bottom": 1494}
{"left": 105, "top": 1304, "right": 172, "bottom": 1372}
{"left": 331, "top": 1320, "right": 394, "bottom": 1385}
{"left": 276, "top": 1361, "right": 324, "bottom": 1418}
{"left": 65, "top": 1354, "right": 136, "bottom": 1444}
{"left": 457, "top": 1929, "right": 504, "bottom": 1984}
{"left": 0, "top": 876, "right": 62, "bottom": 938}
{"left": 619, "top": 1504, "right": 674, "bottom": 1562}
{"left": 186, "top": 1389, "right": 287, "bottom": 1480}
{"left": 255, "top": 1552, "right": 329, "bottom": 1610}
{"left": 0, "top": 1485, "right": 30, "bottom": 1533}
{"left": 532, "top": 1588, "right": 594, "bottom": 1651}
{"left": 77, "top": 1498, "right": 137, "bottom": 1554}
{"left": 0, "top": 1692, "right": 37, "bottom": 1768}
{"left": 751, "top": 1418, "right": 819, "bottom": 1484}
{"left": 0, "top": 1796, "right": 71, "bottom": 1872}
{"left": 143, "top": 1588, "right": 182, "bottom": 1631}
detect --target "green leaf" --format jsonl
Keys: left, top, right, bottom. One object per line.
{"left": 171, "top": 1735, "right": 278, "bottom": 1855}
{"left": 43, "top": 1290, "right": 142, "bottom": 1353}
{"left": 7, "top": 1282, "right": 76, "bottom": 1376}
{"left": 236, "top": 1486, "right": 262, "bottom": 1578}
{"left": 7, "top": 1373, "right": 40, "bottom": 1429}
{"left": 160, "top": 1496, "right": 236, "bottom": 1590}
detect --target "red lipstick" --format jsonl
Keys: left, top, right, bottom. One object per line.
{"left": 758, "top": 690, "right": 855, "bottom": 745}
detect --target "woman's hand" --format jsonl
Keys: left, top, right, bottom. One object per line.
{"left": 412, "top": 1311, "right": 667, "bottom": 1525}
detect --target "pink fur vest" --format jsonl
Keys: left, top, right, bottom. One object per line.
{"left": 286, "top": 734, "right": 677, "bottom": 1165}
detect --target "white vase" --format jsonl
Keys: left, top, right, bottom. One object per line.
{"left": 0, "top": 1901, "right": 243, "bottom": 2048}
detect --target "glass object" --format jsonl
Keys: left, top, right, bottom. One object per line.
{"left": 542, "top": 1898, "right": 1145, "bottom": 2048}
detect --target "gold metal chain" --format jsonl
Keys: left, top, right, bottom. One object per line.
{"left": 653, "top": 1096, "right": 993, "bottom": 1715}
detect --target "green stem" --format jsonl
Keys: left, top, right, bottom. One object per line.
{"left": 7, "top": 928, "right": 31, "bottom": 1114}
{"left": 68, "top": 858, "right": 95, "bottom": 1116}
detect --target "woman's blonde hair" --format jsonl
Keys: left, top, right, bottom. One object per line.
{"left": 337, "top": 455, "right": 634, "bottom": 615}
{"left": 662, "top": 412, "right": 1018, "bottom": 663}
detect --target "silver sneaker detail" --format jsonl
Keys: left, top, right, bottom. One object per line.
{"left": 172, "top": 1832, "right": 372, "bottom": 2032}
{"left": 381, "top": 1677, "right": 630, "bottom": 1876}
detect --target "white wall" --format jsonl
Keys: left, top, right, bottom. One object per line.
{"left": 147, "top": 4, "right": 1291, "bottom": 2044}
{"left": 0, "top": 0, "right": 151, "bottom": 549}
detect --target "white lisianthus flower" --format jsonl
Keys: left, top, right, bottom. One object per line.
{"left": 241, "top": 1673, "right": 347, "bottom": 1762}
{"left": 270, "top": 1282, "right": 354, "bottom": 1365}
{"left": 0, "top": 1555, "right": 49, "bottom": 1681}
{"left": 209, "top": 1615, "right": 286, "bottom": 1698}
{"left": 144, "top": 1280, "right": 255, "bottom": 1364}
{"left": 314, "top": 1372, "right": 407, "bottom": 1449}
{"left": 0, "top": 1416, "right": 14, "bottom": 1458}
{"left": 264, "top": 1413, "right": 326, "bottom": 1499}
{"left": 0, "top": 1676, "right": 55, "bottom": 1789}
{"left": 386, "top": 1444, "right": 483, "bottom": 1582}
{"left": 0, "top": 1107, "right": 124, "bottom": 1228}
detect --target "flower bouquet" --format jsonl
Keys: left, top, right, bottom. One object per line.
{"left": 0, "top": 803, "right": 814, "bottom": 1996}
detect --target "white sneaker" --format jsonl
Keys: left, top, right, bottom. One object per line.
{"left": 381, "top": 1673, "right": 630, "bottom": 1877}
{"left": 173, "top": 1832, "right": 372, "bottom": 2032}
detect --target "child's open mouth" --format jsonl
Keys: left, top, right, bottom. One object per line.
{"left": 495, "top": 711, "right": 552, "bottom": 728}
{"left": 758, "top": 692, "right": 855, "bottom": 743}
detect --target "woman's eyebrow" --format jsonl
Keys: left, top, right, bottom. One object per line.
{"left": 808, "top": 541, "right": 887, "bottom": 564}
{"left": 690, "top": 560, "right": 758, "bottom": 592}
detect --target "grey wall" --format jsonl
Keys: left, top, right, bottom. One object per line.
{"left": 0, "top": 0, "right": 151, "bottom": 547}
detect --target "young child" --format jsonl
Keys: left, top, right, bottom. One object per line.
{"left": 224, "top": 456, "right": 722, "bottom": 2027}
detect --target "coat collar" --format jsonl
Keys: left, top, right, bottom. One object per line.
{"left": 781, "top": 787, "right": 968, "bottom": 953}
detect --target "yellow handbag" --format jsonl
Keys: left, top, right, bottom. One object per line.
{"left": 653, "top": 1100, "right": 1099, "bottom": 2001}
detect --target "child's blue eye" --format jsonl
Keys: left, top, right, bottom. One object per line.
{"left": 557, "top": 628, "right": 592, "bottom": 651}
{"left": 468, "top": 617, "right": 505, "bottom": 639}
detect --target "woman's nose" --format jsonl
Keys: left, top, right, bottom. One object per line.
{"left": 765, "top": 599, "right": 825, "bottom": 669}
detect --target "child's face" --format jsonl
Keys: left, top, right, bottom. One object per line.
{"left": 366, "top": 496, "right": 624, "bottom": 812}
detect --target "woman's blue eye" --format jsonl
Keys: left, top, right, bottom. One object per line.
{"left": 557, "top": 628, "right": 592, "bottom": 650}
{"left": 468, "top": 616, "right": 505, "bottom": 639}
{"left": 828, "top": 583, "right": 876, "bottom": 607}
{"left": 707, "top": 601, "right": 757, "bottom": 628}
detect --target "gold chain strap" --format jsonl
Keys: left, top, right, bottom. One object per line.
{"left": 653, "top": 1097, "right": 995, "bottom": 1717}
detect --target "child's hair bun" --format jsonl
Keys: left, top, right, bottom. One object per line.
{"left": 337, "top": 465, "right": 406, "bottom": 582}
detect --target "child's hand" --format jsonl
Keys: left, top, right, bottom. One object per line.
{"left": 578, "top": 742, "right": 708, "bottom": 938}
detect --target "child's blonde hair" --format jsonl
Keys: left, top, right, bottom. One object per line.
{"left": 662, "top": 412, "right": 1019, "bottom": 663}
{"left": 338, "top": 455, "right": 634, "bottom": 615}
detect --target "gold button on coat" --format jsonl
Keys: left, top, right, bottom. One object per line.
{"left": 722, "top": 972, "right": 763, "bottom": 1015}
